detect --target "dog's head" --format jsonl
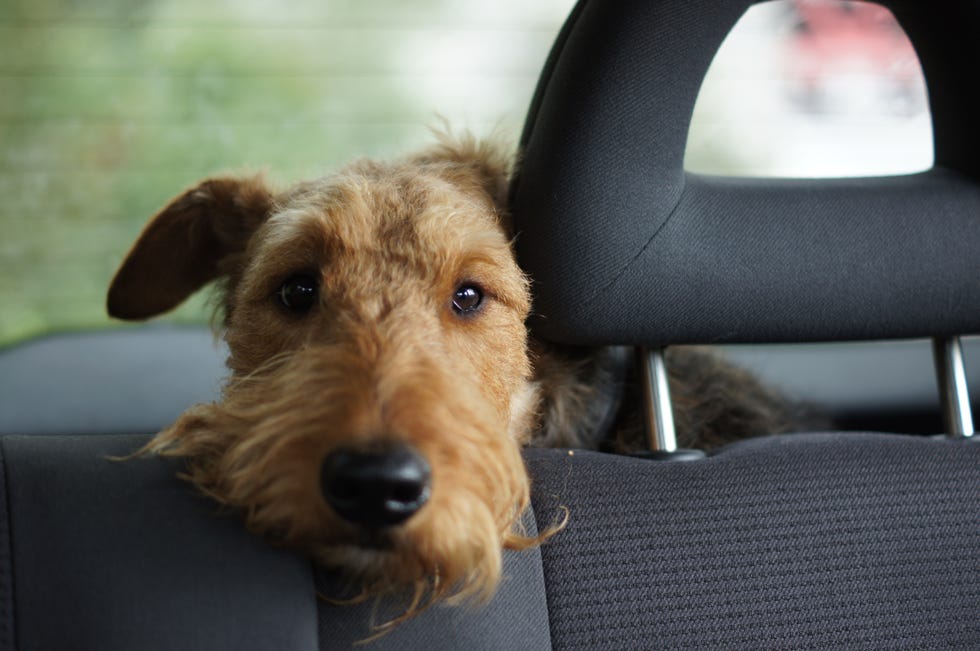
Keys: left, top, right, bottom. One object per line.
{"left": 107, "top": 135, "right": 552, "bottom": 619}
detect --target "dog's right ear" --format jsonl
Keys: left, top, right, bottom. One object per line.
{"left": 107, "top": 175, "right": 274, "bottom": 321}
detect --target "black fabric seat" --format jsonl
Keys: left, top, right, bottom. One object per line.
{"left": 2, "top": 0, "right": 979, "bottom": 649}
{"left": 0, "top": 434, "right": 554, "bottom": 651}
{"left": 0, "top": 434, "right": 975, "bottom": 649}
{"left": 526, "top": 437, "right": 980, "bottom": 649}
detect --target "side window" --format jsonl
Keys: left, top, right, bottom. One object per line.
{"left": 0, "top": 0, "right": 576, "bottom": 346}
{"left": 685, "top": 0, "right": 932, "bottom": 178}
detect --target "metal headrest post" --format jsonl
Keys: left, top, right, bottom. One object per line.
{"left": 638, "top": 347, "right": 677, "bottom": 452}
{"left": 932, "top": 336, "right": 974, "bottom": 437}
{"left": 636, "top": 348, "right": 704, "bottom": 461}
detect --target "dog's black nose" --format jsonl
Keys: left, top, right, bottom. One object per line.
{"left": 320, "top": 444, "right": 431, "bottom": 528}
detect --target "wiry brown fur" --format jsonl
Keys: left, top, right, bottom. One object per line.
{"left": 110, "top": 133, "right": 556, "bottom": 625}
{"left": 108, "top": 133, "right": 819, "bottom": 626}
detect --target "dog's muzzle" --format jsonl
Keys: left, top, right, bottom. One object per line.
{"left": 320, "top": 443, "right": 432, "bottom": 528}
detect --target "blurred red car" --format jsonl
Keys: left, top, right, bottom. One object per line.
{"left": 785, "top": 0, "right": 926, "bottom": 115}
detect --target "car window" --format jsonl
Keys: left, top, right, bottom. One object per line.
{"left": 0, "top": 0, "right": 931, "bottom": 347}
{"left": 686, "top": 0, "right": 931, "bottom": 177}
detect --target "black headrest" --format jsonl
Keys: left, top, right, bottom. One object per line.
{"left": 512, "top": 0, "right": 980, "bottom": 346}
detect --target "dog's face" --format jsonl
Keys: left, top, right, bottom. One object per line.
{"left": 107, "top": 137, "right": 547, "bottom": 616}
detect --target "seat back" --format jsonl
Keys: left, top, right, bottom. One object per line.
{"left": 526, "top": 435, "right": 980, "bottom": 648}
{"left": 0, "top": 434, "right": 555, "bottom": 651}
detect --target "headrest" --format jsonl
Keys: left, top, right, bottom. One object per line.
{"left": 511, "top": 0, "right": 980, "bottom": 346}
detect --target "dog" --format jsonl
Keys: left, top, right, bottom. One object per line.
{"left": 106, "top": 133, "right": 822, "bottom": 626}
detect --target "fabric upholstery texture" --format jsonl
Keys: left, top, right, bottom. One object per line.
{"left": 0, "top": 434, "right": 319, "bottom": 651}
{"left": 0, "top": 434, "right": 553, "bottom": 651}
{"left": 526, "top": 434, "right": 980, "bottom": 650}
{"left": 0, "top": 434, "right": 976, "bottom": 649}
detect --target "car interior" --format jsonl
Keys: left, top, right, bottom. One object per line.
{"left": 0, "top": 0, "right": 978, "bottom": 649}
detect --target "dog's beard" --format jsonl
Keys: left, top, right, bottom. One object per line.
{"left": 142, "top": 347, "right": 556, "bottom": 625}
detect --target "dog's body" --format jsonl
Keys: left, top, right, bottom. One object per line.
{"left": 107, "top": 135, "right": 821, "bottom": 625}
{"left": 533, "top": 343, "right": 825, "bottom": 452}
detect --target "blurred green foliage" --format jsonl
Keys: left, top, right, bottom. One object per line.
{"left": 0, "top": 0, "right": 567, "bottom": 346}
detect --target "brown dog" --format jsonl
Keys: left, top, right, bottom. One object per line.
{"left": 107, "top": 134, "right": 819, "bottom": 623}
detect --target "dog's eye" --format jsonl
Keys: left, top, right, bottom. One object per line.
{"left": 451, "top": 284, "right": 483, "bottom": 316}
{"left": 277, "top": 274, "right": 318, "bottom": 313}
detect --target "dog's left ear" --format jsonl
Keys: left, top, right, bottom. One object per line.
{"left": 413, "top": 132, "right": 513, "bottom": 222}
{"left": 107, "top": 175, "right": 274, "bottom": 321}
